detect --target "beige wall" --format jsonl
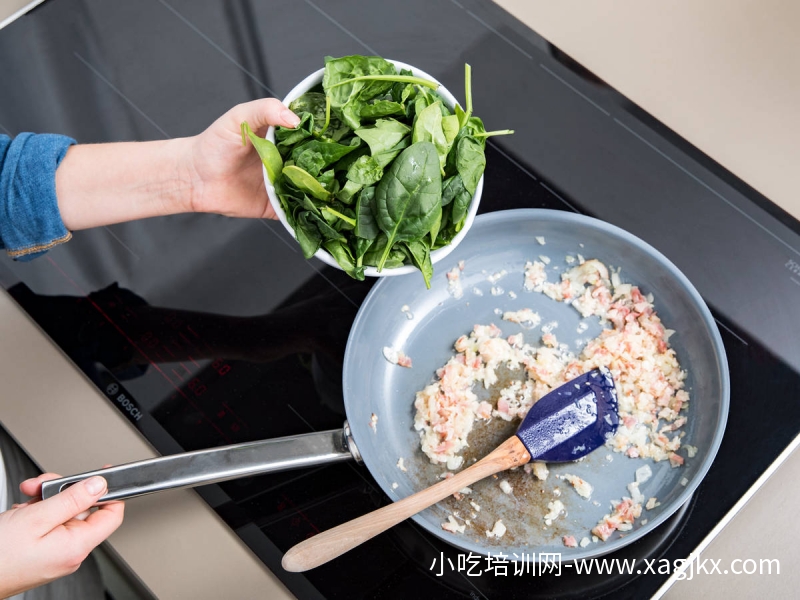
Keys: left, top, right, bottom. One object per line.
{"left": 495, "top": 0, "right": 800, "bottom": 221}
{"left": 0, "top": 0, "right": 42, "bottom": 29}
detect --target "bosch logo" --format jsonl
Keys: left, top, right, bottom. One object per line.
{"left": 104, "top": 381, "right": 143, "bottom": 422}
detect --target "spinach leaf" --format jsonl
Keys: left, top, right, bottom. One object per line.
{"left": 282, "top": 165, "right": 331, "bottom": 201}
{"left": 354, "top": 237, "right": 374, "bottom": 267}
{"left": 442, "top": 114, "right": 460, "bottom": 146}
{"left": 407, "top": 86, "right": 440, "bottom": 121}
{"left": 372, "top": 136, "right": 411, "bottom": 169}
{"left": 321, "top": 206, "right": 356, "bottom": 228}
{"left": 331, "top": 143, "right": 370, "bottom": 173}
{"left": 354, "top": 186, "right": 379, "bottom": 240}
{"left": 428, "top": 208, "right": 442, "bottom": 252}
{"left": 241, "top": 121, "right": 283, "bottom": 184}
{"left": 288, "top": 92, "right": 326, "bottom": 119}
{"left": 412, "top": 94, "right": 430, "bottom": 122}
{"left": 294, "top": 149, "right": 325, "bottom": 177}
{"left": 450, "top": 181, "right": 473, "bottom": 226}
{"left": 275, "top": 113, "right": 314, "bottom": 155}
{"left": 360, "top": 99, "right": 405, "bottom": 119}
{"left": 455, "top": 135, "right": 485, "bottom": 195}
{"left": 336, "top": 180, "right": 363, "bottom": 205}
{"left": 363, "top": 234, "right": 405, "bottom": 269}
{"left": 291, "top": 138, "right": 360, "bottom": 176}
{"left": 323, "top": 239, "right": 364, "bottom": 281}
{"left": 294, "top": 212, "right": 323, "bottom": 258}
{"left": 287, "top": 92, "right": 351, "bottom": 142}
{"left": 404, "top": 239, "right": 434, "bottom": 288}
{"left": 355, "top": 119, "right": 410, "bottom": 157}
{"left": 346, "top": 155, "right": 383, "bottom": 186}
{"left": 324, "top": 59, "right": 438, "bottom": 129}
{"left": 391, "top": 70, "right": 416, "bottom": 105}
{"left": 274, "top": 175, "right": 304, "bottom": 207}
{"left": 435, "top": 223, "right": 458, "bottom": 249}
{"left": 299, "top": 194, "right": 323, "bottom": 216}
{"left": 322, "top": 55, "right": 398, "bottom": 129}
{"left": 443, "top": 125, "right": 467, "bottom": 177}
{"left": 441, "top": 174, "right": 472, "bottom": 228}
{"left": 412, "top": 101, "right": 449, "bottom": 172}
{"left": 307, "top": 212, "right": 347, "bottom": 242}
{"left": 441, "top": 174, "right": 466, "bottom": 207}
{"left": 317, "top": 169, "right": 338, "bottom": 195}
{"left": 434, "top": 206, "right": 451, "bottom": 249}
{"left": 374, "top": 141, "right": 442, "bottom": 270}
{"left": 465, "top": 115, "right": 486, "bottom": 139}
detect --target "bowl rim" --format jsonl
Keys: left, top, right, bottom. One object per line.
{"left": 263, "top": 59, "right": 483, "bottom": 277}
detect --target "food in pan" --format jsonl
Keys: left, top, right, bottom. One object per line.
{"left": 592, "top": 497, "right": 643, "bottom": 541}
{"left": 446, "top": 262, "right": 465, "bottom": 298}
{"left": 382, "top": 346, "right": 412, "bottom": 367}
{"left": 485, "top": 519, "right": 507, "bottom": 539}
{"left": 413, "top": 255, "right": 691, "bottom": 541}
{"left": 562, "top": 473, "right": 593, "bottom": 499}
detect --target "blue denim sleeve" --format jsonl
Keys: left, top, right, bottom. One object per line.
{"left": 0, "top": 133, "right": 76, "bottom": 261}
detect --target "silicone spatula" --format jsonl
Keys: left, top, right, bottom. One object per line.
{"left": 282, "top": 367, "right": 619, "bottom": 572}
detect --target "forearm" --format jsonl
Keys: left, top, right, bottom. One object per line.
{"left": 55, "top": 137, "right": 195, "bottom": 230}
{"left": 1, "top": 99, "right": 294, "bottom": 259}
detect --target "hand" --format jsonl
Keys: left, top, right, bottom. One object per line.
{"left": 0, "top": 473, "right": 124, "bottom": 598}
{"left": 55, "top": 98, "right": 299, "bottom": 230}
{"left": 186, "top": 98, "right": 300, "bottom": 219}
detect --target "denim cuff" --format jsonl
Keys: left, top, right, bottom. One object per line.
{"left": 0, "top": 133, "right": 76, "bottom": 261}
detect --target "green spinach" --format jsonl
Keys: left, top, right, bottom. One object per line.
{"left": 282, "top": 165, "right": 331, "bottom": 201}
{"left": 243, "top": 56, "right": 512, "bottom": 285}
{"left": 412, "top": 101, "right": 449, "bottom": 172}
{"left": 374, "top": 141, "right": 442, "bottom": 270}
{"left": 241, "top": 121, "right": 283, "bottom": 183}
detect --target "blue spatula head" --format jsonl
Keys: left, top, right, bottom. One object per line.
{"left": 515, "top": 367, "right": 618, "bottom": 462}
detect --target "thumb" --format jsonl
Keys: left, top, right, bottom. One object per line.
{"left": 27, "top": 476, "right": 108, "bottom": 535}
{"left": 231, "top": 98, "right": 300, "bottom": 131}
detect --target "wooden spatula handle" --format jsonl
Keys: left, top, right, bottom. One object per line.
{"left": 282, "top": 436, "right": 530, "bottom": 572}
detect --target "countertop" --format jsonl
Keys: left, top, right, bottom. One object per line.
{"left": 0, "top": 0, "right": 798, "bottom": 598}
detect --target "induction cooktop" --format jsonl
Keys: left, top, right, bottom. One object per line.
{"left": 1, "top": 1, "right": 799, "bottom": 598}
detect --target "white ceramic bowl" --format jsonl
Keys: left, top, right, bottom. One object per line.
{"left": 264, "top": 59, "right": 483, "bottom": 277}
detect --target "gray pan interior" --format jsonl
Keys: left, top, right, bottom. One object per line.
{"left": 343, "top": 209, "right": 729, "bottom": 561}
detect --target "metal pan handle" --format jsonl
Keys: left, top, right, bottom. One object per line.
{"left": 41, "top": 423, "right": 361, "bottom": 502}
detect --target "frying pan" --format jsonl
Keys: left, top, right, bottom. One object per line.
{"left": 44, "top": 209, "right": 729, "bottom": 562}
{"left": 342, "top": 208, "right": 729, "bottom": 561}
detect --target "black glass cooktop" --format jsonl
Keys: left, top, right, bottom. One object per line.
{"left": 2, "top": 1, "right": 800, "bottom": 598}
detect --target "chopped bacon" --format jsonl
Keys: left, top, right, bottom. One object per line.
{"left": 668, "top": 452, "right": 685, "bottom": 467}
{"left": 496, "top": 398, "right": 510, "bottom": 416}
{"left": 592, "top": 522, "right": 615, "bottom": 542}
{"left": 476, "top": 401, "right": 493, "bottom": 420}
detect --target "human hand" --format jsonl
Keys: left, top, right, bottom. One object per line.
{"left": 0, "top": 473, "right": 124, "bottom": 598}
{"left": 185, "top": 98, "right": 300, "bottom": 219}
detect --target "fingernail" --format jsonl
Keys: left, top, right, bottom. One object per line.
{"left": 84, "top": 476, "right": 107, "bottom": 496}
{"left": 281, "top": 109, "right": 300, "bottom": 127}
